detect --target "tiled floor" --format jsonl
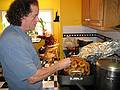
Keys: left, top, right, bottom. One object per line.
{"left": 0, "top": 75, "right": 59, "bottom": 90}
{"left": 0, "top": 76, "right": 8, "bottom": 90}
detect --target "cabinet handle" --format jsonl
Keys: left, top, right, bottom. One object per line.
{"left": 85, "top": 19, "right": 103, "bottom": 22}
{"left": 85, "top": 19, "right": 91, "bottom": 21}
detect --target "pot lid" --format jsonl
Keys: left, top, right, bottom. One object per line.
{"left": 96, "top": 59, "right": 120, "bottom": 71}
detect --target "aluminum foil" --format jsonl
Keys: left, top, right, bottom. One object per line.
{"left": 78, "top": 40, "right": 120, "bottom": 61}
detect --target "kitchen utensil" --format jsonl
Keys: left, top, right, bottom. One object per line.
{"left": 96, "top": 59, "right": 120, "bottom": 90}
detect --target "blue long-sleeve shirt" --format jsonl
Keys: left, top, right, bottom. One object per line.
{"left": 0, "top": 25, "right": 42, "bottom": 90}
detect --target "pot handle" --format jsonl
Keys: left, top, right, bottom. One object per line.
{"left": 106, "top": 77, "right": 114, "bottom": 81}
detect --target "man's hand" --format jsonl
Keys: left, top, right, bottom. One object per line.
{"left": 57, "top": 58, "right": 71, "bottom": 70}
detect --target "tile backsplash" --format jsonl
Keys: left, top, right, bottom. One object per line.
{"left": 63, "top": 25, "right": 120, "bottom": 41}
{"left": 63, "top": 26, "right": 97, "bottom": 42}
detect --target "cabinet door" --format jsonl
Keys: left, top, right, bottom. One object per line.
{"left": 104, "top": 0, "right": 120, "bottom": 28}
{"left": 82, "top": 0, "right": 90, "bottom": 25}
{"left": 82, "top": 0, "right": 120, "bottom": 30}
{"left": 89, "top": 0, "right": 103, "bottom": 27}
{"left": 82, "top": 0, "right": 103, "bottom": 27}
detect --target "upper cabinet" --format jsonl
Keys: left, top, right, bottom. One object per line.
{"left": 82, "top": 0, "right": 120, "bottom": 30}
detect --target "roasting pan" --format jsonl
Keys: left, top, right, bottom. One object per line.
{"left": 57, "top": 70, "right": 95, "bottom": 86}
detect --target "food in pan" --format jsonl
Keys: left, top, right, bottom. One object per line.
{"left": 78, "top": 40, "right": 120, "bottom": 60}
{"left": 78, "top": 42, "right": 102, "bottom": 59}
{"left": 64, "top": 56, "right": 90, "bottom": 76}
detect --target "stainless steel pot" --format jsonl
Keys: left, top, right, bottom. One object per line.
{"left": 96, "top": 59, "right": 120, "bottom": 90}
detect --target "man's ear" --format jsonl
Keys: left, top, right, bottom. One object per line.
{"left": 21, "top": 16, "right": 27, "bottom": 26}
{"left": 21, "top": 16, "right": 25, "bottom": 21}
{"left": 21, "top": 16, "right": 27, "bottom": 23}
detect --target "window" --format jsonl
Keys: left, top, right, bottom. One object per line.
{"left": 35, "top": 10, "right": 53, "bottom": 35}
{"left": 1, "top": 10, "right": 53, "bottom": 35}
{"left": 1, "top": 11, "right": 10, "bottom": 30}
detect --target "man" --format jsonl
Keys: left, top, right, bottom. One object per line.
{"left": 0, "top": 0, "right": 71, "bottom": 90}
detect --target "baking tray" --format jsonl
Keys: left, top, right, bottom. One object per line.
{"left": 57, "top": 70, "right": 95, "bottom": 86}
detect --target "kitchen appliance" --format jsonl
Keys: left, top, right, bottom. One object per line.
{"left": 96, "top": 58, "right": 120, "bottom": 90}
{"left": 58, "top": 70, "right": 95, "bottom": 90}
{"left": 57, "top": 56, "right": 96, "bottom": 90}
{"left": 58, "top": 40, "right": 120, "bottom": 90}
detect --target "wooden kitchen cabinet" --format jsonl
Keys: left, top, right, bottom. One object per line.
{"left": 82, "top": 0, "right": 120, "bottom": 30}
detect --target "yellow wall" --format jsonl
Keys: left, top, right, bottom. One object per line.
{"left": 0, "top": 12, "right": 2, "bottom": 33}
{"left": 59, "top": 0, "right": 82, "bottom": 58}
{"left": 0, "top": 0, "right": 14, "bottom": 10}
{"left": 60, "top": 0, "right": 82, "bottom": 26}
{"left": 0, "top": 0, "right": 13, "bottom": 33}
{"left": 0, "top": 0, "right": 60, "bottom": 12}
